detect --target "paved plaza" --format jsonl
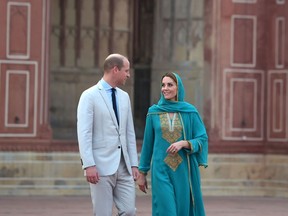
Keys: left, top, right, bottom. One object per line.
{"left": 0, "top": 195, "right": 288, "bottom": 216}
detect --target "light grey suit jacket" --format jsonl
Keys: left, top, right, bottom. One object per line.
{"left": 77, "top": 81, "right": 138, "bottom": 176}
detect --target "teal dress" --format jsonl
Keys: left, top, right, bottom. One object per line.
{"left": 138, "top": 73, "right": 208, "bottom": 216}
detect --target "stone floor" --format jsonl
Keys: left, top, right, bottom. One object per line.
{"left": 0, "top": 195, "right": 288, "bottom": 216}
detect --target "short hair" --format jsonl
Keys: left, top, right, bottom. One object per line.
{"left": 103, "top": 54, "right": 126, "bottom": 72}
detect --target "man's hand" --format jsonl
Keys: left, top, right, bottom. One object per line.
{"left": 132, "top": 167, "right": 140, "bottom": 181}
{"left": 85, "top": 166, "right": 99, "bottom": 184}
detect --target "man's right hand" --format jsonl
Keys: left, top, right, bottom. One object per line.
{"left": 85, "top": 166, "right": 99, "bottom": 184}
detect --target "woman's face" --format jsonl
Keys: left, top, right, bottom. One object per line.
{"left": 161, "top": 76, "right": 177, "bottom": 101}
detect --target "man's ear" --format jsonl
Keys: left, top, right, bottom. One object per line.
{"left": 113, "top": 66, "right": 119, "bottom": 73}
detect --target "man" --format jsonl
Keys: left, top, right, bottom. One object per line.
{"left": 77, "top": 53, "right": 139, "bottom": 216}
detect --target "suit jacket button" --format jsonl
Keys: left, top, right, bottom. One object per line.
{"left": 118, "top": 146, "right": 121, "bottom": 149}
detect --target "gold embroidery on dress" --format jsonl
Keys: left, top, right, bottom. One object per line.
{"left": 160, "top": 113, "right": 183, "bottom": 171}
{"left": 160, "top": 113, "right": 182, "bottom": 143}
{"left": 164, "top": 153, "right": 183, "bottom": 171}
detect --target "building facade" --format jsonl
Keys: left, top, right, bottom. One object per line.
{"left": 0, "top": 0, "right": 287, "bottom": 197}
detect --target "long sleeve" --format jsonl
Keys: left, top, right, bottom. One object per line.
{"left": 181, "top": 112, "right": 208, "bottom": 167}
{"left": 77, "top": 91, "right": 96, "bottom": 169}
{"left": 138, "top": 114, "right": 155, "bottom": 174}
{"left": 126, "top": 96, "right": 138, "bottom": 167}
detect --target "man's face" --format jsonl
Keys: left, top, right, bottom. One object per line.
{"left": 116, "top": 59, "right": 130, "bottom": 86}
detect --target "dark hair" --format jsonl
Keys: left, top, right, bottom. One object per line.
{"left": 161, "top": 72, "right": 177, "bottom": 84}
{"left": 103, "top": 54, "right": 125, "bottom": 72}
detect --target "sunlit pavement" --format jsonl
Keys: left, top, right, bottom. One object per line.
{"left": 0, "top": 195, "right": 288, "bottom": 216}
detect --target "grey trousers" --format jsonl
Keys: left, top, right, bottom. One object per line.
{"left": 89, "top": 156, "right": 136, "bottom": 216}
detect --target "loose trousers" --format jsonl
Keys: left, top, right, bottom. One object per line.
{"left": 89, "top": 154, "right": 136, "bottom": 216}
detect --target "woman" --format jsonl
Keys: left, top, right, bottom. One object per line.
{"left": 137, "top": 72, "right": 208, "bottom": 216}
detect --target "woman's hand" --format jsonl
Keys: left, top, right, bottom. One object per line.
{"left": 137, "top": 173, "right": 148, "bottom": 193}
{"left": 167, "top": 140, "right": 190, "bottom": 154}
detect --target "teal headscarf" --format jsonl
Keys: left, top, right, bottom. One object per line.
{"left": 148, "top": 72, "right": 197, "bottom": 114}
{"left": 148, "top": 72, "right": 208, "bottom": 167}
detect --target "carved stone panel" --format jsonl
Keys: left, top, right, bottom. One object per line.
{"left": 208, "top": 0, "right": 288, "bottom": 152}
{"left": 0, "top": 0, "right": 51, "bottom": 141}
{"left": 223, "top": 69, "right": 264, "bottom": 141}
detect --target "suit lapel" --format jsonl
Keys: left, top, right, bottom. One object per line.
{"left": 97, "top": 83, "right": 119, "bottom": 128}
